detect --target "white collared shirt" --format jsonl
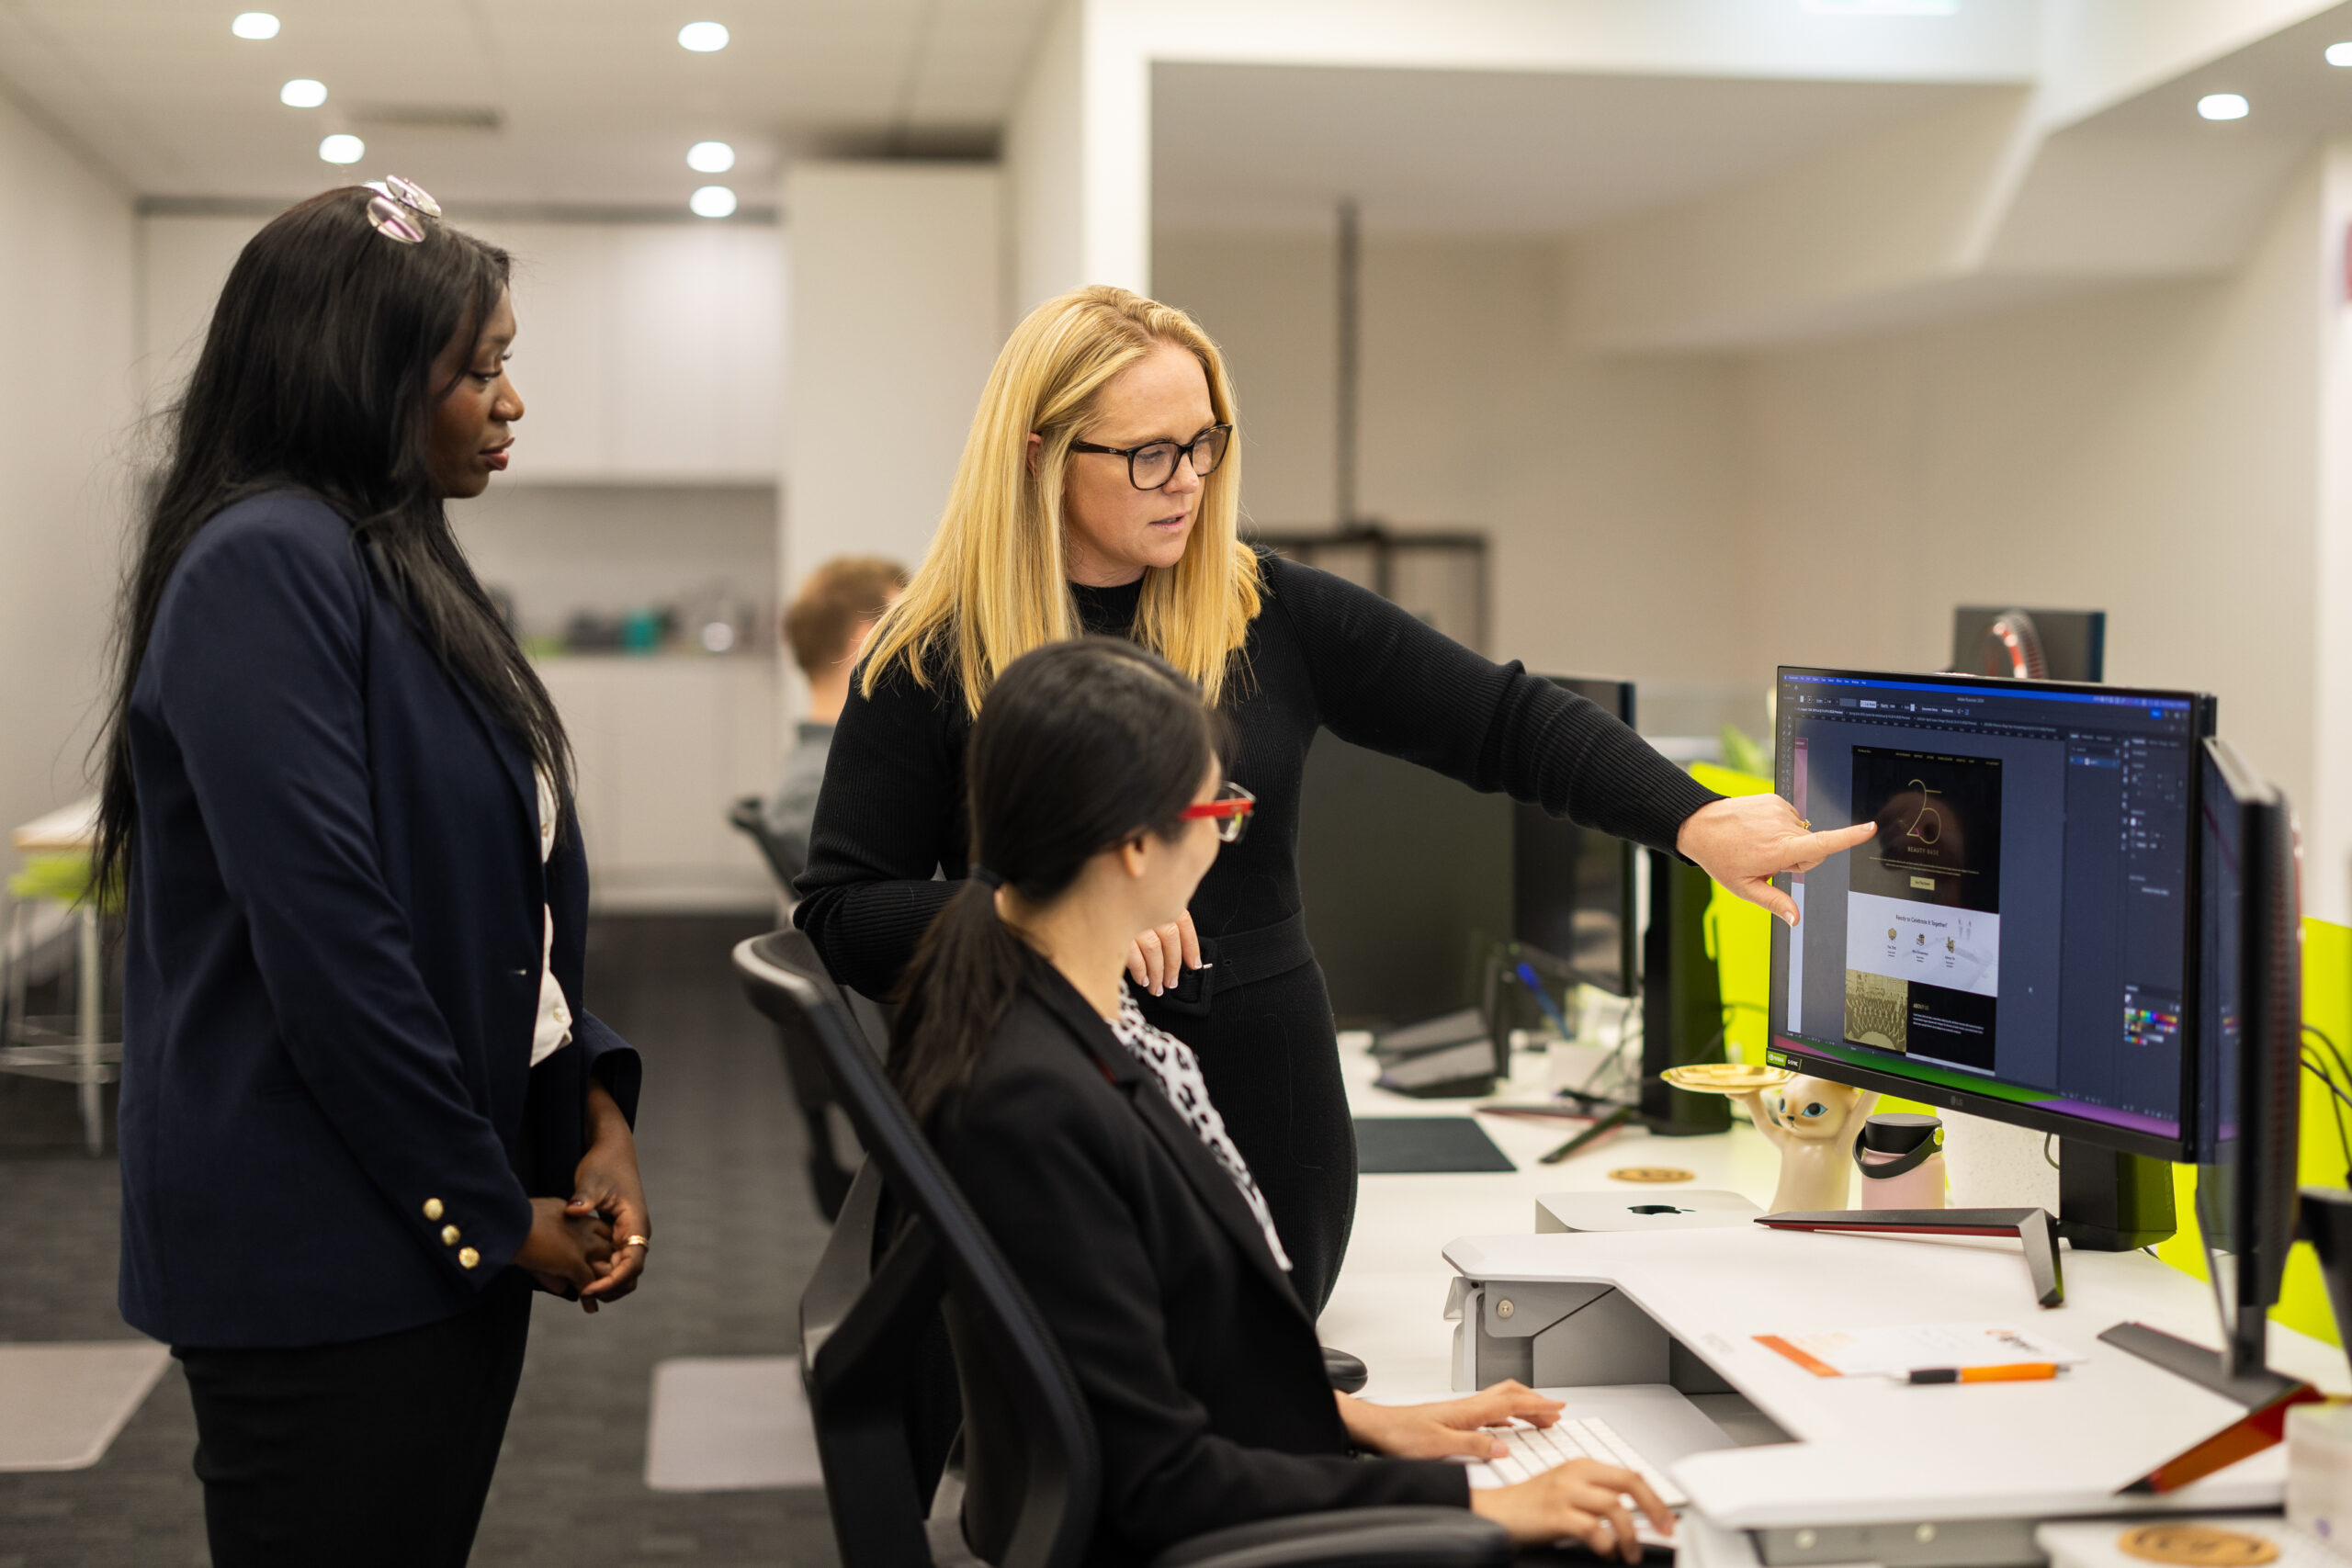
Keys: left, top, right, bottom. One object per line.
{"left": 529, "top": 766, "right": 573, "bottom": 1066}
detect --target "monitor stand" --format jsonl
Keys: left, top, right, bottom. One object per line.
{"left": 2097, "top": 1322, "right": 2302, "bottom": 1408}
{"left": 2054, "top": 1138, "right": 2176, "bottom": 1251}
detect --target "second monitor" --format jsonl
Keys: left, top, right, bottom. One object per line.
{"left": 1295, "top": 674, "right": 1642, "bottom": 1027}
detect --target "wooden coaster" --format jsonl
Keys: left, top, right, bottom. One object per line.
{"left": 1609, "top": 1166, "right": 1696, "bottom": 1184}
{"left": 1661, "top": 1063, "right": 1795, "bottom": 1095}
{"left": 2117, "top": 1525, "right": 2279, "bottom": 1567}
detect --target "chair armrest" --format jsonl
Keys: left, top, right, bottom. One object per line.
{"left": 797, "top": 1160, "right": 881, "bottom": 1370}
{"left": 1150, "top": 1506, "right": 1511, "bottom": 1568}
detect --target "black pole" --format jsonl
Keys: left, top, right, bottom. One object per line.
{"left": 1335, "top": 198, "right": 1360, "bottom": 528}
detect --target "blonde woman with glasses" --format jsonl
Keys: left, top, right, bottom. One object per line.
{"left": 795, "top": 284, "right": 1874, "bottom": 1314}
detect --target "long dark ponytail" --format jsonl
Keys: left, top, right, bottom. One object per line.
{"left": 890, "top": 637, "right": 1218, "bottom": 1124}
{"left": 91, "top": 186, "right": 571, "bottom": 895}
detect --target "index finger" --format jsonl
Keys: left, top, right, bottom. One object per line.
{"left": 1177, "top": 910, "right": 1202, "bottom": 970}
{"left": 1799, "top": 820, "right": 1877, "bottom": 858}
{"left": 1476, "top": 1386, "right": 1565, "bottom": 1425}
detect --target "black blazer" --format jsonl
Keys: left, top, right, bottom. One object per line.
{"left": 117, "top": 491, "right": 640, "bottom": 1348}
{"left": 936, "top": 965, "right": 1466, "bottom": 1563}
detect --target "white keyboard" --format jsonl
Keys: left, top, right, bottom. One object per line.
{"left": 1464, "top": 1415, "right": 1690, "bottom": 1511}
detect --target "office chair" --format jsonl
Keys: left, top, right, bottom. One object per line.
{"left": 741, "top": 927, "right": 892, "bottom": 1222}
{"left": 728, "top": 795, "right": 803, "bottom": 894}
{"left": 733, "top": 934, "right": 1511, "bottom": 1568}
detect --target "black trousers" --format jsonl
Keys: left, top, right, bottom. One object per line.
{"left": 1139, "top": 960, "right": 1356, "bottom": 1315}
{"left": 175, "top": 1273, "right": 532, "bottom": 1568}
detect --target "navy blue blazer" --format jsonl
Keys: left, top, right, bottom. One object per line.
{"left": 117, "top": 491, "right": 641, "bottom": 1349}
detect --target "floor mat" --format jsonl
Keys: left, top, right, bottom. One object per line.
{"left": 0, "top": 1341, "right": 171, "bottom": 1471}
{"left": 644, "top": 1355, "right": 823, "bottom": 1491}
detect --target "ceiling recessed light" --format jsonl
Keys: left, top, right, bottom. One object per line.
{"left": 2329, "top": 41, "right": 2352, "bottom": 66}
{"left": 687, "top": 141, "right": 736, "bottom": 174}
{"left": 678, "top": 20, "right": 729, "bottom": 51}
{"left": 690, "top": 185, "right": 738, "bottom": 219}
{"left": 319, "top": 133, "right": 364, "bottom": 164}
{"left": 280, "top": 77, "right": 327, "bottom": 107}
{"left": 2197, "top": 92, "right": 2250, "bottom": 120}
{"left": 231, "top": 12, "right": 279, "bottom": 39}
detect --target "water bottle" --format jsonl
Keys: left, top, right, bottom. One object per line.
{"left": 1853, "top": 1112, "right": 1946, "bottom": 1210}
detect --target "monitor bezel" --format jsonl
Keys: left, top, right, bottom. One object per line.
{"left": 1766, "top": 663, "right": 2215, "bottom": 1164}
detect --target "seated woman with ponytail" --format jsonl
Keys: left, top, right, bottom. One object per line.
{"left": 890, "top": 637, "right": 1672, "bottom": 1565}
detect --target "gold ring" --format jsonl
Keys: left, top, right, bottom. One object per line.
{"left": 1799, "top": 818, "right": 1812, "bottom": 830}
{"left": 626, "top": 1235, "right": 650, "bottom": 1249}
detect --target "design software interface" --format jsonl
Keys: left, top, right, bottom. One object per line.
{"left": 1769, "top": 670, "right": 2206, "bottom": 1145}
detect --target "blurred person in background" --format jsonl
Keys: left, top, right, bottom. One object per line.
{"left": 765, "top": 555, "right": 908, "bottom": 883}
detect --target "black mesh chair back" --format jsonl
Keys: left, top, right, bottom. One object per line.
{"left": 734, "top": 933, "right": 1099, "bottom": 1568}
{"left": 728, "top": 795, "right": 805, "bottom": 896}
{"left": 736, "top": 932, "right": 1512, "bottom": 1568}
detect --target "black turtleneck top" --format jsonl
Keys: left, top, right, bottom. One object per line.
{"left": 793, "top": 552, "right": 1720, "bottom": 1001}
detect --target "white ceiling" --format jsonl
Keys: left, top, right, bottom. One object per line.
{"left": 0, "top": 0, "right": 1055, "bottom": 211}
{"left": 2068, "top": 0, "right": 2352, "bottom": 138}
{"left": 1152, "top": 62, "right": 2006, "bottom": 236}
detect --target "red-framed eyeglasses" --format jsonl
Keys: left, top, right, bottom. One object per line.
{"left": 1179, "top": 781, "right": 1255, "bottom": 843}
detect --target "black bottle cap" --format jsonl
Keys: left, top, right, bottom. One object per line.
{"left": 1861, "top": 1111, "right": 1941, "bottom": 1155}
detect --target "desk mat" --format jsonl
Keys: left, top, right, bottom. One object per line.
{"left": 1354, "top": 1116, "right": 1516, "bottom": 1174}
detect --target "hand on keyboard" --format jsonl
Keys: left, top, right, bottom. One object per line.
{"left": 1336, "top": 1379, "right": 1566, "bottom": 1461}
{"left": 1468, "top": 1457, "right": 1674, "bottom": 1562}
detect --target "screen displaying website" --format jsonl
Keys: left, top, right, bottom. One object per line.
{"left": 1770, "top": 671, "right": 2201, "bottom": 1144}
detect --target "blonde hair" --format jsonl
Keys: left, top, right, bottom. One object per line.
{"left": 860, "top": 285, "right": 1262, "bottom": 716}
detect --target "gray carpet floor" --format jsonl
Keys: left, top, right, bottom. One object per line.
{"left": 0, "top": 913, "right": 842, "bottom": 1568}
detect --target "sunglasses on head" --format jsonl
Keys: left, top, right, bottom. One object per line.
{"left": 364, "top": 175, "right": 441, "bottom": 245}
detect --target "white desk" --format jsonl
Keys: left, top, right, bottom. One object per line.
{"left": 5, "top": 798, "right": 113, "bottom": 1156}
{"left": 1323, "top": 1032, "right": 2348, "bottom": 1548}
{"left": 1323, "top": 1033, "right": 1782, "bottom": 1396}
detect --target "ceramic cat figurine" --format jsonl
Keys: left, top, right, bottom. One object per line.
{"left": 1733, "top": 1075, "right": 1878, "bottom": 1213}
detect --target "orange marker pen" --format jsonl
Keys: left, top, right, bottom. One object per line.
{"left": 1905, "top": 1363, "right": 2061, "bottom": 1384}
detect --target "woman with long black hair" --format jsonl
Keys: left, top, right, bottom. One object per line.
{"left": 896, "top": 637, "right": 1671, "bottom": 1565}
{"left": 93, "top": 180, "right": 650, "bottom": 1567}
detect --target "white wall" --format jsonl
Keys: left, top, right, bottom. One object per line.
{"left": 1732, "top": 153, "right": 2329, "bottom": 908}
{"left": 2302, "top": 135, "right": 2352, "bottom": 929}
{"left": 0, "top": 90, "right": 134, "bottom": 869}
{"left": 1154, "top": 231, "right": 1747, "bottom": 680}
{"left": 783, "top": 162, "right": 1005, "bottom": 653}
{"left": 141, "top": 212, "right": 784, "bottom": 485}
{"left": 1161, "top": 153, "right": 2346, "bottom": 928}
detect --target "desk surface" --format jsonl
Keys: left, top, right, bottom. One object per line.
{"left": 1324, "top": 1032, "right": 2347, "bottom": 1527}
{"left": 11, "top": 797, "right": 96, "bottom": 854}
{"left": 1324, "top": 1033, "right": 1784, "bottom": 1396}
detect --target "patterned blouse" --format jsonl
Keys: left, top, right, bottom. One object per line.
{"left": 1107, "top": 984, "right": 1293, "bottom": 1273}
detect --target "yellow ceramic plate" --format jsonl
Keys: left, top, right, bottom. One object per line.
{"left": 1660, "top": 1063, "right": 1796, "bottom": 1095}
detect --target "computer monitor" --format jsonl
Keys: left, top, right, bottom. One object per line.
{"left": 1296, "top": 737, "right": 1510, "bottom": 1028}
{"left": 1513, "top": 677, "right": 1638, "bottom": 998}
{"left": 1951, "top": 606, "right": 2107, "bottom": 682}
{"left": 2196, "top": 737, "right": 2301, "bottom": 1378}
{"left": 1299, "top": 676, "right": 1646, "bottom": 1026}
{"left": 1767, "top": 666, "right": 2215, "bottom": 1166}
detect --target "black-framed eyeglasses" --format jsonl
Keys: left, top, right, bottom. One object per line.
{"left": 1067, "top": 423, "right": 1231, "bottom": 491}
